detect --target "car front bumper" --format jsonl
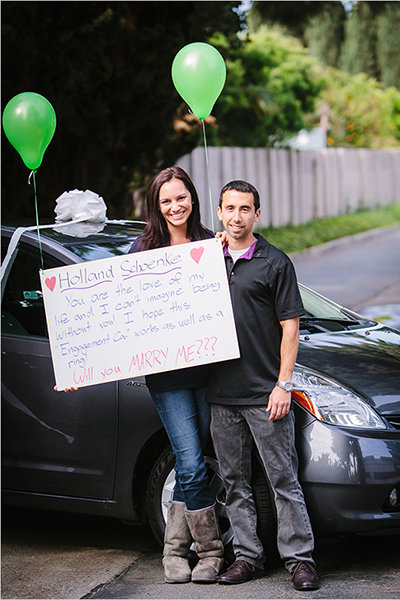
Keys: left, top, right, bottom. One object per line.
{"left": 297, "top": 418, "right": 400, "bottom": 534}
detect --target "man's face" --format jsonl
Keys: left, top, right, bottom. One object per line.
{"left": 217, "top": 190, "right": 260, "bottom": 245}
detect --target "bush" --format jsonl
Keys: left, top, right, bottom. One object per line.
{"left": 319, "top": 67, "right": 400, "bottom": 148}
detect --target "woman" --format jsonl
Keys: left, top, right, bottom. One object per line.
{"left": 129, "top": 167, "right": 224, "bottom": 584}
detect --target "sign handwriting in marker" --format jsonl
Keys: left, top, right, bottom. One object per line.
{"left": 40, "top": 239, "right": 239, "bottom": 390}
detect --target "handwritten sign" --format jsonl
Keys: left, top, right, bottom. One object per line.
{"left": 40, "top": 238, "right": 240, "bottom": 389}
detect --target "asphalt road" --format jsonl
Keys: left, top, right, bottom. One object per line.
{"left": 91, "top": 532, "right": 400, "bottom": 600}
{"left": 2, "top": 225, "right": 400, "bottom": 600}
{"left": 2, "top": 507, "right": 400, "bottom": 600}
{"left": 291, "top": 224, "right": 400, "bottom": 328}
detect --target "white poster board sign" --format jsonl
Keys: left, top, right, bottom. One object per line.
{"left": 40, "top": 238, "right": 240, "bottom": 389}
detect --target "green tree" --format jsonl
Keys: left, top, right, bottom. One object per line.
{"left": 2, "top": 1, "right": 243, "bottom": 221}
{"left": 209, "top": 27, "right": 325, "bottom": 147}
{"left": 250, "top": 1, "right": 400, "bottom": 89}
{"left": 376, "top": 2, "right": 400, "bottom": 88}
{"left": 304, "top": 2, "right": 345, "bottom": 67}
{"left": 339, "top": 1, "right": 379, "bottom": 80}
{"left": 248, "top": 1, "right": 329, "bottom": 42}
{"left": 338, "top": 1, "right": 400, "bottom": 89}
{"left": 245, "top": 5, "right": 400, "bottom": 149}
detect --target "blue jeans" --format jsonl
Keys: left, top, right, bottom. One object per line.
{"left": 210, "top": 404, "right": 315, "bottom": 572}
{"left": 151, "top": 386, "right": 214, "bottom": 511}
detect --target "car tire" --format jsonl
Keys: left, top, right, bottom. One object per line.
{"left": 145, "top": 445, "right": 277, "bottom": 560}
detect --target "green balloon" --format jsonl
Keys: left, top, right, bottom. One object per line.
{"left": 172, "top": 42, "right": 226, "bottom": 120}
{"left": 2, "top": 92, "right": 56, "bottom": 170}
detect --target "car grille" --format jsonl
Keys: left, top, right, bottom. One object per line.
{"left": 386, "top": 416, "right": 400, "bottom": 430}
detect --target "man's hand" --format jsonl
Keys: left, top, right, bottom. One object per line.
{"left": 215, "top": 230, "right": 229, "bottom": 247}
{"left": 266, "top": 386, "right": 292, "bottom": 421}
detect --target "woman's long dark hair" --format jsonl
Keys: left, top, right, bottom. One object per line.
{"left": 138, "top": 166, "right": 211, "bottom": 250}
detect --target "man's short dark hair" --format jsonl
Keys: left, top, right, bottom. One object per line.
{"left": 219, "top": 180, "right": 260, "bottom": 211}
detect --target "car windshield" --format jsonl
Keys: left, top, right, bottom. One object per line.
{"left": 42, "top": 222, "right": 145, "bottom": 261}
{"left": 299, "top": 285, "right": 374, "bottom": 333}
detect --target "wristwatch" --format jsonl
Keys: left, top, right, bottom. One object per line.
{"left": 275, "top": 381, "right": 294, "bottom": 392}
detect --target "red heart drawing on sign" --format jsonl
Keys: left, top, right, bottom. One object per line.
{"left": 190, "top": 247, "right": 204, "bottom": 264}
{"left": 45, "top": 276, "right": 56, "bottom": 292}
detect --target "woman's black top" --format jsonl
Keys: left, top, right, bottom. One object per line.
{"left": 128, "top": 233, "right": 213, "bottom": 393}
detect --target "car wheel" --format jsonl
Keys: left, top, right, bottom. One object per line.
{"left": 145, "top": 445, "right": 277, "bottom": 558}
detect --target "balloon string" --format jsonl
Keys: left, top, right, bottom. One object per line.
{"left": 28, "top": 170, "right": 44, "bottom": 272}
{"left": 201, "top": 119, "right": 215, "bottom": 232}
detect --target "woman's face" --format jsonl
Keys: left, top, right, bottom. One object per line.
{"left": 158, "top": 178, "right": 193, "bottom": 232}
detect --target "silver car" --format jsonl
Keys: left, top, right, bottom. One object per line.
{"left": 2, "top": 222, "right": 400, "bottom": 551}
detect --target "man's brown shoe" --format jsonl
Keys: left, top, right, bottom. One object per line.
{"left": 218, "top": 559, "right": 263, "bottom": 585}
{"left": 291, "top": 561, "right": 320, "bottom": 590}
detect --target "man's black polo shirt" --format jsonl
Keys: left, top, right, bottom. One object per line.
{"left": 207, "top": 234, "right": 304, "bottom": 406}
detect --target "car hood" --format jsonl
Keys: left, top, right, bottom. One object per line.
{"left": 297, "top": 324, "right": 400, "bottom": 416}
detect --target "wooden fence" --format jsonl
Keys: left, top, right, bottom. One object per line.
{"left": 176, "top": 146, "right": 400, "bottom": 231}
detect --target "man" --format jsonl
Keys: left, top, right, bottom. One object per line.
{"left": 207, "top": 180, "right": 320, "bottom": 591}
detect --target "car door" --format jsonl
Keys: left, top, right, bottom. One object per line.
{"left": 1, "top": 237, "right": 118, "bottom": 499}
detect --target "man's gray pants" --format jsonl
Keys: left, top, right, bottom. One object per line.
{"left": 210, "top": 404, "right": 315, "bottom": 572}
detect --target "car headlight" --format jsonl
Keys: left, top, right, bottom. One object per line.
{"left": 292, "top": 366, "right": 386, "bottom": 429}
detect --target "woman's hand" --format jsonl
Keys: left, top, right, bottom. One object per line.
{"left": 215, "top": 230, "right": 229, "bottom": 247}
{"left": 54, "top": 385, "right": 79, "bottom": 393}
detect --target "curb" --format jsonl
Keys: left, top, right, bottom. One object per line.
{"left": 289, "top": 224, "right": 400, "bottom": 261}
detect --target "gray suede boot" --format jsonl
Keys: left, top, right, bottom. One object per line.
{"left": 185, "top": 503, "right": 225, "bottom": 583}
{"left": 163, "top": 501, "right": 192, "bottom": 583}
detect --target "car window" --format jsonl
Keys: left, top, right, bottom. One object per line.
{"left": 2, "top": 243, "right": 63, "bottom": 337}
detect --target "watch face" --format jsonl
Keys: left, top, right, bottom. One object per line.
{"left": 278, "top": 381, "right": 293, "bottom": 391}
